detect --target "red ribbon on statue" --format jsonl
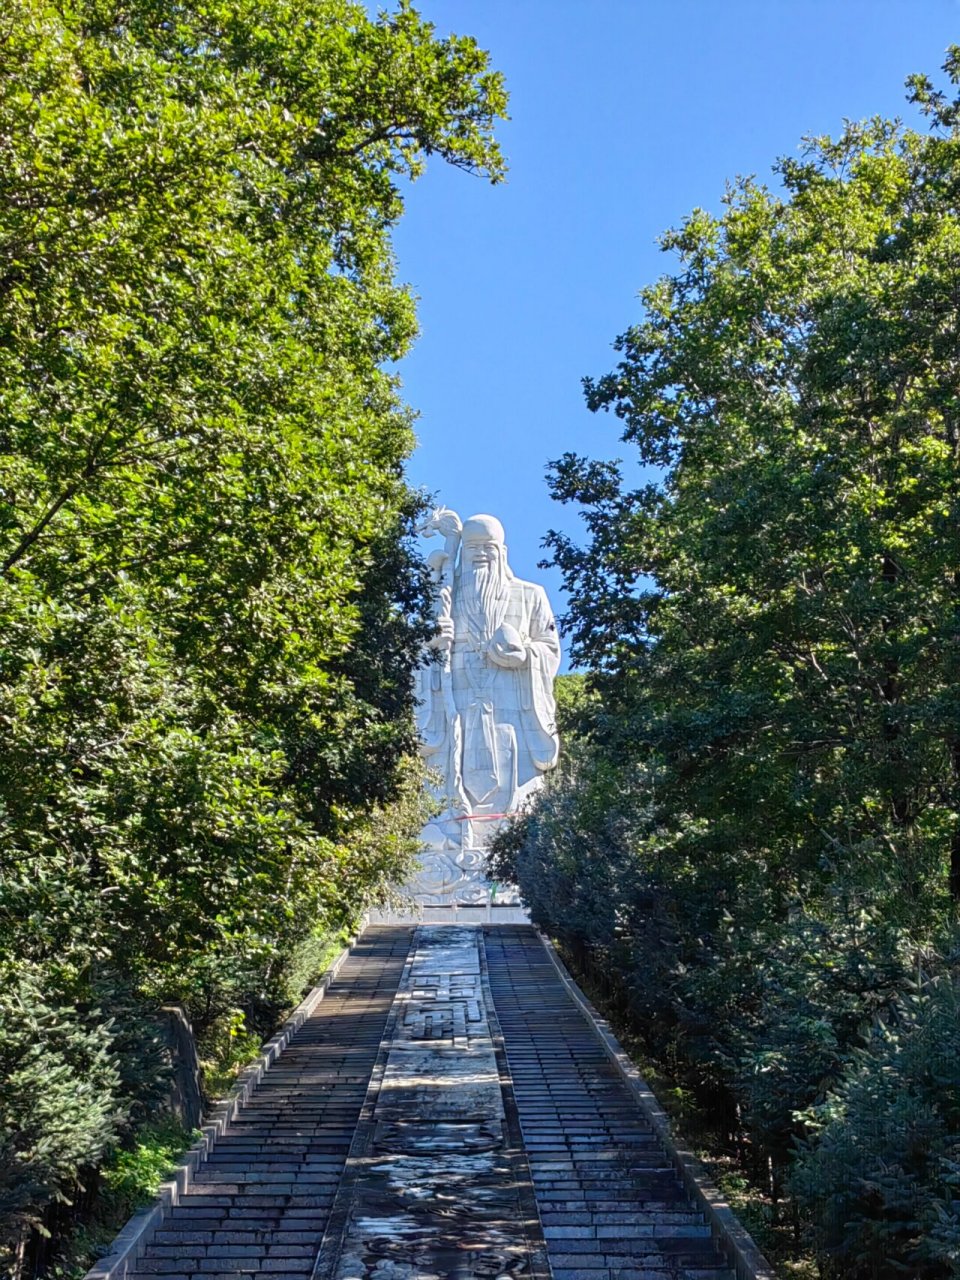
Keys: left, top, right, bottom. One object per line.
{"left": 452, "top": 813, "right": 511, "bottom": 822}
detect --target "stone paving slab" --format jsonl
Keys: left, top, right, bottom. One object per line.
{"left": 97, "top": 923, "right": 773, "bottom": 1280}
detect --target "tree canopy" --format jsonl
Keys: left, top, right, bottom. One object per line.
{"left": 497, "top": 50, "right": 960, "bottom": 1279}
{"left": 0, "top": 0, "right": 506, "bottom": 1262}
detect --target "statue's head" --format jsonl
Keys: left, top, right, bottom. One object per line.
{"left": 460, "top": 514, "right": 509, "bottom": 571}
{"left": 458, "top": 514, "right": 512, "bottom": 638}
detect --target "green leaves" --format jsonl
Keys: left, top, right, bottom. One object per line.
{"left": 0, "top": 0, "right": 506, "bottom": 1258}
{"left": 551, "top": 51, "right": 960, "bottom": 920}
{"left": 790, "top": 978, "right": 960, "bottom": 1278}
{"left": 0, "top": 966, "right": 120, "bottom": 1241}
{"left": 508, "top": 47, "right": 960, "bottom": 1280}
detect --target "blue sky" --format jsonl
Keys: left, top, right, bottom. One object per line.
{"left": 392, "top": 1, "right": 959, "bottom": 669}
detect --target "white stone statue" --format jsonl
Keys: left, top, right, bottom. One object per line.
{"left": 410, "top": 508, "right": 561, "bottom": 905}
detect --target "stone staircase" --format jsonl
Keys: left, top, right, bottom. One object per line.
{"left": 485, "top": 926, "right": 735, "bottom": 1280}
{"left": 127, "top": 928, "right": 412, "bottom": 1280}
{"left": 101, "top": 925, "right": 765, "bottom": 1280}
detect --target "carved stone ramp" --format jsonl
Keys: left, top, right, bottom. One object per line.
{"left": 483, "top": 926, "right": 741, "bottom": 1280}
{"left": 311, "top": 925, "right": 550, "bottom": 1280}
{"left": 127, "top": 927, "right": 413, "bottom": 1280}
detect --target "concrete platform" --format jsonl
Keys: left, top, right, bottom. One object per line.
{"left": 367, "top": 904, "right": 531, "bottom": 926}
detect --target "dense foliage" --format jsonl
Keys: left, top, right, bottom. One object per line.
{"left": 0, "top": 0, "right": 505, "bottom": 1264}
{"left": 495, "top": 53, "right": 960, "bottom": 1279}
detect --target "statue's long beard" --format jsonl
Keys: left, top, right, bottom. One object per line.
{"left": 460, "top": 561, "right": 508, "bottom": 642}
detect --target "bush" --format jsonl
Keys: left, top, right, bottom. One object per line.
{"left": 790, "top": 974, "right": 960, "bottom": 1279}
{"left": 0, "top": 966, "right": 120, "bottom": 1261}
{"left": 37, "top": 1117, "right": 196, "bottom": 1280}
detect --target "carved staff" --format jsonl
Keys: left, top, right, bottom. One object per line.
{"left": 418, "top": 506, "right": 466, "bottom": 808}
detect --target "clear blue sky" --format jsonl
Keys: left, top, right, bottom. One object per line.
{"left": 391, "top": 1, "right": 959, "bottom": 669}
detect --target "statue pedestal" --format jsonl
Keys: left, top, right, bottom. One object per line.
{"left": 403, "top": 818, "right": 522, "bottom": 908}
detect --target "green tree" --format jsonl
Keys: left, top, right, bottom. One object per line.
{"left": 550, "top": 64, "right": 960, "bottom": 926}
{"left": 790, "top": 975, "right": 960, "bottom": 1279}
{"left": 502, "top": 49, "right": 960, "bottom": 1277}
{"left": 0, "top": 0, "right": 505, "bottom": 1258}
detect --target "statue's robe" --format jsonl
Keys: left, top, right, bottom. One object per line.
{"left": 414, "top": 649, "right": 462, "bottom": 815}
{"left": 448, "top": 575, "right": 561, "bottom": 814}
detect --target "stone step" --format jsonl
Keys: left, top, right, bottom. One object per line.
{"left": 540, "top": 1210, "right": 706, "bottom": 1225}
{"left": 552, "top": 1270, "right": 734, "bottom": 1280}
{"left": 483, "top": 925, "right": 736, "bottom": 1280}
{"left": 126, "top": 927, "right": 413, "bottom": 1280}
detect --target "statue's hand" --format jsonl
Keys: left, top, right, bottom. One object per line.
{"left": 487, "top": 623, "right": 527, "bottom": 668}
{"left": 429, "top": 616, "right": 454, "bottom": 652}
